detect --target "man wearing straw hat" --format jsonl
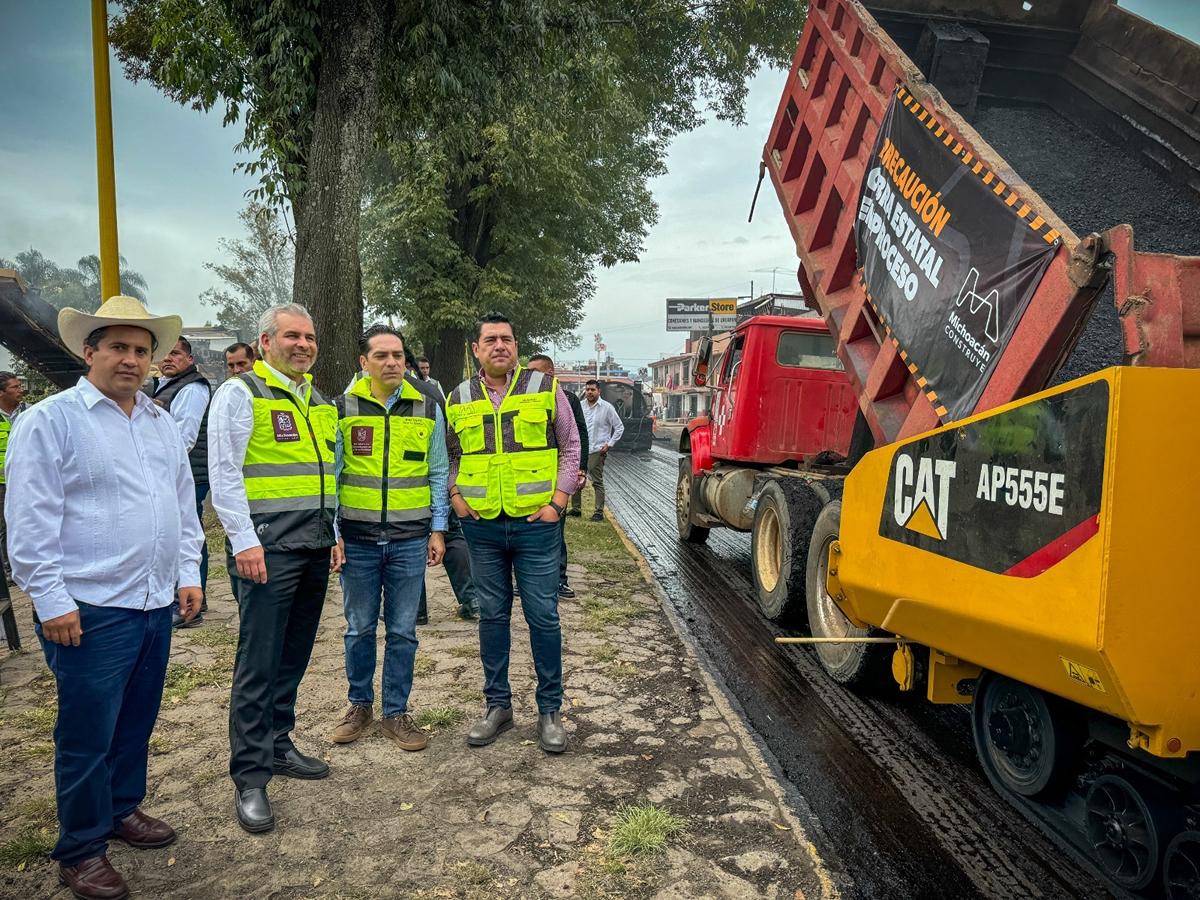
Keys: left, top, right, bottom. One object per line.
{"left": 5, "top": 295, "right": 204, "bottom": 900}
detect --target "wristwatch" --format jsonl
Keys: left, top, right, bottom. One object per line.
{"left": 549, "top": 499, "right": 566, "bottom": 517}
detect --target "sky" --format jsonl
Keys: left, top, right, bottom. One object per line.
{"left": 1, "top": 0, "right": 1197, "bottom": 375}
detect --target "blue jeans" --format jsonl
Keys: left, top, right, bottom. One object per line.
{"left": 340, "top": 536, "right": 427, "bottom": 717}
{"left": 37, "top": 603, "right": 172, "bottom": 865}
{"left": 460, "top": 515, "right": 562, "bottom": 713}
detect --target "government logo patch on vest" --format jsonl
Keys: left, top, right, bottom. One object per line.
{"left": 351, "top": 425, "right": 374, "bottom": 456}
{"left": 272, "top": 410, "right": 301, "bottom": 442}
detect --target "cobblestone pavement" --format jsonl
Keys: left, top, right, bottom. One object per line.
{"left": 0, "top": 512, "right": 833, "bottom": 899}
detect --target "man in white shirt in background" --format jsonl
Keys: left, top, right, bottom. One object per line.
{"left": 150, "top": 336, "right": 213, "bottom": 627}
{"left": 416, "top": 356, "right": 445, "bottom": 401}
{"left": 569, "top": 379, "right": 625, "bottom": 521}
{"left": 5, "top": 296, "right": 203, "bottom": 900}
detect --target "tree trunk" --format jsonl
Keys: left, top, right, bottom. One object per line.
{"left": 292, "top": 0, "right": 389, "bottom": 394}
{"left": 429, "top": 325, "right": 471, "bottom": 396}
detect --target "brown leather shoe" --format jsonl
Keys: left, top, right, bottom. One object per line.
{"left": 59, "top": 855, "right": 129, "bottom": 900}
{"left": 330, "top": 704, "right": 373, "bottom": 743}
{"left": 113, "top": 808, "right": 176, "bottom": 849}
{"left": 380, "top": 713, "right": 429, "bottom": 751}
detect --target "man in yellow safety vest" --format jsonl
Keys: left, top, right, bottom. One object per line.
{"left": 328, "top": 324, "right": 448, "bottom": 752}
{"left": 208, "top": 303, "right": 344, "bottom": 835}
{"left": 445, "top": 313, "right": 581, "bottom": 754}
{"left": 0, "top": 370, "right": 27, "bottom": 585}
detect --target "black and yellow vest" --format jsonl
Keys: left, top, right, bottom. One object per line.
{"left": 238, "top": 360, "right": 337, "bottom": 550}
{"left": 335, "top": 375, "right": 437, "bottom": 542}
{"left": 445, "top": 366, "right": 558, "bottom": 519}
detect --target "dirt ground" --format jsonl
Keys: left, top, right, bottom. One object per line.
{"left": 0, "top": 506, "right": 833, "bottom": 899}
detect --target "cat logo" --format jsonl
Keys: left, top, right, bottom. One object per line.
{"left": 893, "top": 454, "right": 957, "bottom": 541}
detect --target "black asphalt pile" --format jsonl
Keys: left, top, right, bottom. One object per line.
{"left": 972, "top": 103, "right": 1200, "bottom": 383}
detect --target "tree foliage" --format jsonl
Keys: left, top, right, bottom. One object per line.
{"left": 363, "top": 1, "right": 804, "bottom": 387}
{"left": 0, "top": 249, "right": 149, "bottom": 312}
{"left": 109, "top": 0, "right": 804, "bottom": 390}
{"left": 199, "top": 201, "right": 295, "bottom": 338}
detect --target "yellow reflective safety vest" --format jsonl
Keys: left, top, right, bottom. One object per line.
{"left": 445, "top": 366, "right": 558, "bottom": 519}
{"left": 336, "top": 375, "right": 437, "bottom": 541}
{"left": 0, "top": 414, "right": 10, "bottom": 485}
{"left": 238, "top": 360, "right": 338, "bottom": 550}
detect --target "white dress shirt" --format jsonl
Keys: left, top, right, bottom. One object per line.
{"left": 582, "top": 396, "right": 625, "bottom": 451}
{"left": 4, "top": 378, "right": 203, "bottom": 621}
{"left": 155, "top": 377, "right": 210, "bottom": 450}
{"left": 208, "top": 361, "right": 332, "bottom": 555}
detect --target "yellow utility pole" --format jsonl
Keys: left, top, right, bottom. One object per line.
{"left": 90, "top": 0, "right": 120, "bottom": 302}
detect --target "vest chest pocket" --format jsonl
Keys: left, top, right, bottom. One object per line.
{"left": 452, "top": 414, "right": 486, "bottom": 454}
{"left": 514, "top": 407, "right": 549, "bottom": 448}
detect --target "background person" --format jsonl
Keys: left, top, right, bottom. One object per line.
{"left": 208, "top": 303, "right": 344, "bottom": 835}
{"left": 445, "top": 313, "right": 580, "bottom": 754}
{"left": 151, "top": 337, "right": 213, "bottom": 627}
{"left": 224, "top": 341, "right": 256, "bottom": 377}
{"left": 572, "top": 379, "right": 624, "bottom": 521}
{"left": 526, "top": 355, "right": 588, "bottom": 599}
{"left": 0, "top": 371, "right": 27, "bottom": 585}
{"left": 329, "top": 325, "right": 447, "bottom": 752}
{"left": 6, "top": 297, "right": 202, "bottom": 900}
{"left": 415, "top": 356, "right": 445, "bottom": 401}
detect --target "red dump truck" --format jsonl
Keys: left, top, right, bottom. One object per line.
{"left": 676, "top": 0, "right": 1200, "bottom": 893}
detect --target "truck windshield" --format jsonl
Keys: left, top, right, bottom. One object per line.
{"left": 777, "top": 330, "right": 844, "bottom": 371}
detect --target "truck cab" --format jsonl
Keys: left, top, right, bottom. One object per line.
{"left": 693, "top": 315, "right": 858, "bottom": 469}
{"left": 677, "top": 314, "right": 864, "bottom": 623}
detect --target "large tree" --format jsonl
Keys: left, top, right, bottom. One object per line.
{"left": 200, "top": 201, "right": 295, "bottom": 338}
{"left": 110, "top": 0, "right": 587, "bottom": 390}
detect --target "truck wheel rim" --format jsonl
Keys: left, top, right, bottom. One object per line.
{"left": 676, "top": 468, "right": 691, "bottom": 530}
{"left": 756, "top": 505, "right": 782, "bottom": 592}
{"left": 1085, "top": 774, "right": 1161, "bottom": 890}
{"left": 811, "top": 532, "right": 858, "bottom": 669}
{"left": 1164, "top": 831, "right": 1200, "bottom": 900}
{"left": 978, "top": 679, "right": 1052, "bottom": 795}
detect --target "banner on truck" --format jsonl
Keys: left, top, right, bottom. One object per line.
{"left": 854, "top": 86, "right": 1060, "bottom": 420}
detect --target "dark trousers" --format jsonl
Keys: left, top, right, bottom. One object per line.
{"left": 460, "top": 515, "right": 562, "bottom": 712}
{"left": 0, "top": 481, "right": 9, "bottom": 576}
{"left": 558, "top": 518, "right": 570, "bottom": 587}
{"left": 196, "top": 482, "right": 210, "bottom": 601}
{"left": 571, "top": 451, "right": 607, "bottom": 511}
{"left": 417, "top": 513, "right": 477, "bottom": 618}
{"left": 228, "top": 547, "right": 330, "bottom": 790}
{"left": 37, "top": 603, "right": 172, "bottom": 865}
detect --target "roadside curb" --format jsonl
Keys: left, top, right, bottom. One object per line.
{"left": 604, "top": 507, "right": 842, "bottom": 900}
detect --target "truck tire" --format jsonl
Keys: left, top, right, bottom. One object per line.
{"left": 804, "top": 500, "right": 890, "bottom": 686}
{"left": 751, "top": 479, "right": 824, "bottom": 623}
{"left": 676, "top": 456, "right": 710, "bottom": 544}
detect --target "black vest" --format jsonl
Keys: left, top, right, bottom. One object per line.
{"left": 153, "top": 365, "right": 212, "bottom": 484}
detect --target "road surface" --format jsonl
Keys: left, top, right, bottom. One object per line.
{"left": 604, "top": 445, "right": 1114, "bottom": 899}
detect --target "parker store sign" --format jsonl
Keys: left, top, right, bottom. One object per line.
{"left": 855, "top": 86, "right": 1059, "bottom": 420}
{"left": 666, "top": 298, "right": 737, "bottom": 332}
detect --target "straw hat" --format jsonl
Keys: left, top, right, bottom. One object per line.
{"left": 58, "top": 295, "right": 183, "bottom": 363}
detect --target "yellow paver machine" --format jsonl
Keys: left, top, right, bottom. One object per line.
{"left": 760, "top": 0, "right": 1200, "bottom": 893}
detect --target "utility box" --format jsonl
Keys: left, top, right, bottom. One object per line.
{"left": 913, "top": 22, "right": 989, "bottom": 120}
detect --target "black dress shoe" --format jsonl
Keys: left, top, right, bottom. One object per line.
{"left": 272, "top": 747, "right": 329, "bottom": 780}
{"left": 415, "top": 612, "right": 429, "bottom": 625}
{"left": 235, "top": 788, "right": 274, "bottom": 834}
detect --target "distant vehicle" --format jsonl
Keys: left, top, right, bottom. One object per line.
{"left": 555, "top": 374, "right": 655, "bottom": 452}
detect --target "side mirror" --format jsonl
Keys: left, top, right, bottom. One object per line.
{"left": 694, "top": 337, "right": 712, "bottom": 387}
